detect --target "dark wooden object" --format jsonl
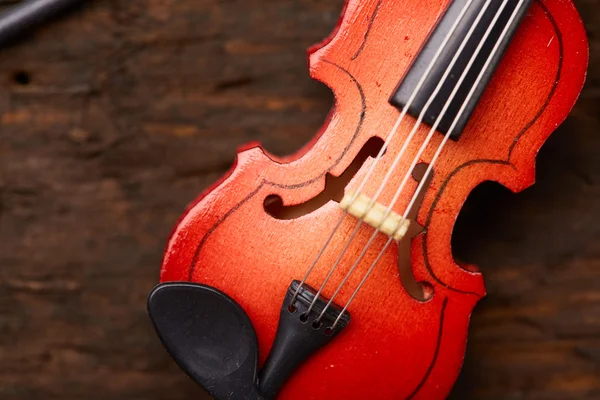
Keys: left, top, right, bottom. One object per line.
{"left": 0, "top": 1, "right": 597, "bottom": 399}
{"left": 0, "top": 0, "right": 87, "bottom": 47}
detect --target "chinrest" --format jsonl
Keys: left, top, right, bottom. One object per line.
{"left": 148, "top": 282, "right": 266, "bottom": 400}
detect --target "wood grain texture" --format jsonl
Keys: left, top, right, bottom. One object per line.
{"left": 0, "top": 0, "right": 597, "bottom": 399}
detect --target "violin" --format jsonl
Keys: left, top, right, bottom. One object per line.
{"left": 147, "top": 0, "right": 588, "bottom": 399}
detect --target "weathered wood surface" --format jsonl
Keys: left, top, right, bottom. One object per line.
{"left": 0, "top": 1, "right": 597, "bottom": 399}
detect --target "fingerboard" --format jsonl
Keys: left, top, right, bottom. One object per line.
{"left": 389, "top": 0, "right": 534, "bottom": 140}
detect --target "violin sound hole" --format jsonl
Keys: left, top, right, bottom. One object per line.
{"left": 264, "top": 136, "right": 385, "bottom": 220}
{"left": 398, "top": 162, "right": 434, "bottom": 302}
{"left": 412, "top": 162, "right": 429, "bottom": 182}
{"left": 264, "top": 141, "right": 434, "bottom": 302}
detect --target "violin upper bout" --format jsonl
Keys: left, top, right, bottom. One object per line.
{"left": 497, "top": 0, "right": 588, "bottom": 184}
{"left": 309, "top": 0, "right": 440, "bottom": 75}
{"left": 307, "top": 0, "right": 367, "bottom": 69}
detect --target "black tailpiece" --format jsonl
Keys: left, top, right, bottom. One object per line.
{"left": 148, "top": 280, "right": 350, "bottom": 400}
{"left": 259, "top": 280, "right": 350, "bottom": 398}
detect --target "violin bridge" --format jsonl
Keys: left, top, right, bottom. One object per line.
{"left": 340, "top": 191, "right": 411, "bottom": 241}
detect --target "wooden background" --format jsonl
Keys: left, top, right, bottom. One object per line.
{"left": 0, "top": 0, "right": 598, "bottom": 399}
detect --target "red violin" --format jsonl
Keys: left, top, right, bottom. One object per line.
{"left": 148, "top": 0, "right": 588, "bottom": 399}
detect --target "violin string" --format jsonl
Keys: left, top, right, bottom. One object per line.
{"left": 289, "top": 0, "right": 478, "bottom": 307}
{"left": 315, "top": 0, "right": 510, "bottom": 323}
{"left": 303, "top": 0, "right": 497, "bottom": 316}
{"left": 328, "top": 0, "right": 527, "bottom": 330}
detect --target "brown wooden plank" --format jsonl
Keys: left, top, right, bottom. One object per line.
{"left": 0, "top": 1, "right": 598, "bottom": 399}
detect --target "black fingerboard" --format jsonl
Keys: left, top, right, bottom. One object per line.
{"left": 389, "top": 0, "right": 534, "bottom": 140}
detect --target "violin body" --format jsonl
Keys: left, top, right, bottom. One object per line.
{"left": 157, "top": 0, "right": 587, "bottom": 398}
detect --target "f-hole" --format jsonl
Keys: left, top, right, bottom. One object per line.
{"left": 397, "top": 162, "right": 434, "bottom": 302}
{"left": 264, "top": 136, "right": 385, "bottom": 220}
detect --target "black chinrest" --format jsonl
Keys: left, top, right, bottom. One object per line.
{"left": 148, "top": 282, "right": 266, "bottom": 400}
{"left": 148, "top": 281, "right": 349, "bottom": 399}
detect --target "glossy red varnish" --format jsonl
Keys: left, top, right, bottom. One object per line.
{"left": 160, "top": 0, "right": 588, "bottom": 399}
